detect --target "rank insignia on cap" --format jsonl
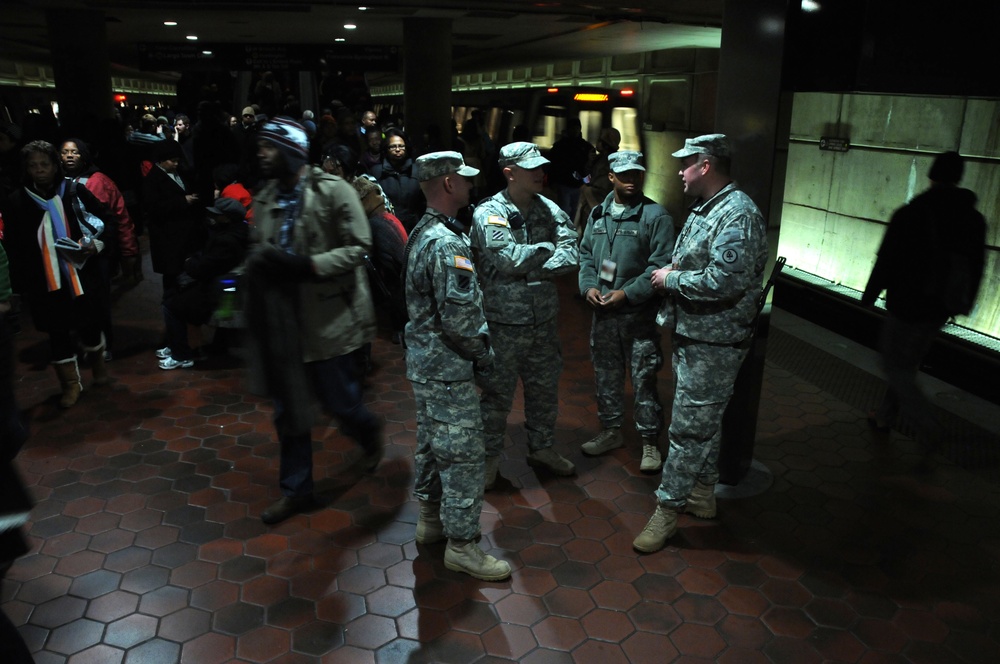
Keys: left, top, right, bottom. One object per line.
{"left": 486, "top": 215, "right": 508, "bottom": 226}
{"left": 453, "top": 255, "right": 474, "bottom": 271}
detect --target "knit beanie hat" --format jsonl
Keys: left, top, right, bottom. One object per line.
{"left": 258, "top": 117, "right": 310, "bottom": 174}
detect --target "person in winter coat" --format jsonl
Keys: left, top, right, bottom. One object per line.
{"left": 861, "top": 151, "right": 987, "bottom": 464}
{"left": 158, "top": 198, "right": 249, "bottom": 369}
{"left": 369, "top": 128, "right": 425, "bottom": 232}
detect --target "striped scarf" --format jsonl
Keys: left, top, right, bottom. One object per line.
{"left": 25, "top": 181, "right": 84, "bottom": 296}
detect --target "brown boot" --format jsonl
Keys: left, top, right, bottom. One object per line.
{"left": 83, "top": 333, "right": 110, "bottom": 386}
{"left": 686, "top": 481, "right": 717, "bottom": 519}
{"left": 52, "top": 358, "right": 83, "bottom": 408}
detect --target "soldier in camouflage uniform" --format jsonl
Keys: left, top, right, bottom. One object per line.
{"left": 578, "top": 151, "right": 674, "bottom": 472}
{"left": 634, "top": 134, "right": 768, "bottom": 553}
{"left": 470, "top": 142, "right": 579, "bottom": 488}
{"left": 404, "top": 151, "right": 511, "bottom": 581}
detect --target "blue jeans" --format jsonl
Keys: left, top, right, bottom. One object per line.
{"left": 274, "top": 353, "right": 380, "bottom": 497}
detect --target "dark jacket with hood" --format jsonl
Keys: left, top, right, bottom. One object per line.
{"left": 862, "top": 185, "right": 986, "bottom": 322}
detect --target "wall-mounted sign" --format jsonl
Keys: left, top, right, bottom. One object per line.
{"left": 819, "top": 137, "right": 850, "bottom": 152}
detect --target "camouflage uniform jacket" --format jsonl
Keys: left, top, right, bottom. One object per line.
{"left": 470, "top": 190, "right": 579, "bottom": 324}
{"left": 404, "top": 209, "right": 491, "bottom": 383}
{"left": 656, "top": 183, "right": 768, "bottom": 344}
{"left": 579, "top": 192, "right": 674, "bottom": 311}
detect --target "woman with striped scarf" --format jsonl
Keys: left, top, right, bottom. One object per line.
{"left": 2, "top": 140, "right": 117, "bottom": 408}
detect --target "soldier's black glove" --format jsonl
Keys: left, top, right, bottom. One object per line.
{"left": 261, "top": 245, "right": 314, "bottom": 281}
{"left": 474, "top": 347, "right": 496, "bottom": 377}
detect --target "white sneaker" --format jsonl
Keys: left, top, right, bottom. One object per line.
{"left": 159, "top": 357, "right": 194, "bottom": 370}
{"left": 155, "top": 346, "right": 172, "bottom": 359}
{"left": 640, "top": 444, "right": 663, "bottom": 472}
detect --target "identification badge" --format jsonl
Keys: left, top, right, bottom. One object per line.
{"left": 599, "top": 258, "right": 617, "bottom": 284}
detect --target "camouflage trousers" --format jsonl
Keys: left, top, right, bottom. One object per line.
{"left": 411, "top": 378, "right": 485, "bottom": 541}
{"left": 590, "top": 307, "right": 663, "bottom": 436}
{"left": 656, "top": 335, "right": 748, "bottom": 507}
{"left": 477, "top": 317, "right": 561, "bottom": 456}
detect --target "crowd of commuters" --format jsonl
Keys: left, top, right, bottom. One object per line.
{"left": 2, "top": 81, "right": 984, "bottom": 592}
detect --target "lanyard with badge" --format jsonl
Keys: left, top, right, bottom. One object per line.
{"left": 599, "top": 207, "right": 627, "bottom": 289}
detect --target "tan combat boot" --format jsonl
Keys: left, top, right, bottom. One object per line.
{"left": 632, "top": 505, "right": 679, "bottom": 553}
{"left": 444, "top": 539, "right": 511, "bottom": 581}
{"left": 415, "top": 500, "right": 445, "bottom": 544}
{"left": 52, "top": 357, "right": 83, "bottom": 408}
{"left": 484, "top": 456, "right": 501, "bottom": 490}
{"left": 581, "top": 427, "right": 623, "bottom": 456}
{"left": 526, "top": 447, "right": 575, "bottom": 476}
{"left": 639, "top": 439, "right": 663, "bottom": 473}
{"left": 686, "top": 481, "right": 717, "bottom": 519}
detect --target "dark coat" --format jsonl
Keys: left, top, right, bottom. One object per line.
{"left": 3, "top": 182, "right": 118, "bottom": 333}
{"left": 5, "top": 182, "right": 117, "bottom": 291}
{"left": 142, "top": 165, "right": 204, "bottom": 275}
{"left": 862, "top": 186, "right": 987, "bottom": 322}
{"left": 166, "top": 219, "right": 249, "bottom": 325}
{"left": 369, "top": 157, "right": 425, "bottom": 232}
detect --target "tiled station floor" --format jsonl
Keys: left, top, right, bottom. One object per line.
{"left": 4, "top": 263, "right": 1000, "bottom": 664}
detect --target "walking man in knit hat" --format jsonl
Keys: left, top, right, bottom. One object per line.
{"left": 405, "top": 151, "right": 511, "bottom": 581}
{"left": 470, "top": 142, "right": 579, "bottom": 490}
{"left": 578, "top": 150, "right": 674, "bottom": 473}
{"left": 246, "top": 117, "right": 383, "bottom": 525}
{"left": 635, "top": 134, "right": 768, "bottom": 553}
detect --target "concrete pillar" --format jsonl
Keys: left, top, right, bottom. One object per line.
{"left": 716, "top": 0, "right": 789, "bottom": 220}
{"left": 45, "top": 8, "right": 114, "bottom": 140}
{"left": 402, "top": 18, "right": 452, "bottom": 154}
{"left": 715, "top": 0, "right": 790, "bottom": 486}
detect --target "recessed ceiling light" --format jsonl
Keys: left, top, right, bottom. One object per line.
{"left": 335, "top": 38, "right": 346, "bottom": 42}
{"left": 359, "top": 6, "right": 368, "bottom": 10}
{"left": 163, "top": 21, "right": 177, "bottom": 26}
{"left": 344, "top": 24, "right": 357, "bottom": 29}
{"left": 186, "top": 35, "right": 198, "bottom": 40}
{"left": 202, "top": 50, "right": 213, "bottom": 55}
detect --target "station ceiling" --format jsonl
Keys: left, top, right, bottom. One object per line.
{"left": 3, "top": 0, "right": 723, "bottom": 80}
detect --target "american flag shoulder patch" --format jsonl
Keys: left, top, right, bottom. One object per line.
{"left": 486, "top": 215, "right": 508, "bottom": 227}
{"left": 453, "top": 255, "right": 474, "bottom": 272}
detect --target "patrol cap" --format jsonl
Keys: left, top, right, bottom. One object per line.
{"left": 414, "top": 151, "right": 480, "bottom": 182}
{"left": 608, "top": 151, "right": 645, "bottom": 173}
{"left": 498, "top": 141, "right": 549, "bottom": 169}
{"left": 671, "top": 133, "right": 730, "bottom": 159}
{"left": 206, "top": 197, "right": 246, "bottom": 223}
